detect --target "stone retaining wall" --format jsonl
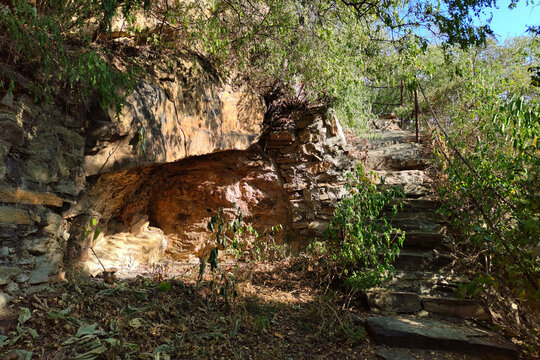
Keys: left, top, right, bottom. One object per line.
{"left": 265, "top": 106, "right": 352, "bottom": 249}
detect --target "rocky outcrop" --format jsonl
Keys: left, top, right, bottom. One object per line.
{"left": 83, "top": 56, "right": 265, "bottom": 176}
{"left": 75, "top": 106, "right": 352, "bottom": 270}
{"left": 0, "top": 51, "right": 349, "bottom": 296}
{"left": 77, "top": 147, "right": 289, "bottom": 268}
{"left": 0, "top": 53, "right": 266, "bottom": 296}
{"left": 0, "top": 94, "right": 84, "bottom": 297}
{"left": 264, "top": 106, "right": 352, "bottom": 250}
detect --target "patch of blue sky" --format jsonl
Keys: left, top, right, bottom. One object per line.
{"left": 476, "top": 0, "right": 540, "bottom": 41}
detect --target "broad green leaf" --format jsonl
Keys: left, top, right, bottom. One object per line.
{"left": 18, "top": 307, "right": 31, "bottom": 325}
{"left": 76, "top": 323, "right": 103, "bottom": 337}
{"left": 14, "top": 349, "right": 32, "bottom": 360}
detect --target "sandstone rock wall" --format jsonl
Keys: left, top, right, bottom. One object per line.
{"left": 83, "top": 56, "right": 265, "bottom": 176}
{"left": 79, "top": 148, "right": 290, "bottom": 270}
{"left": 0, "top": 51, "right": 351, "bottom": 297}
{"left": 0, "top": 54, "right": 265, "bottom": 298}
{"left": 0, "top": 94, "right": 85, "bottom": 298}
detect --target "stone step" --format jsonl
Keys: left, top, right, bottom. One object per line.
{"left": 367, "top": 291, "right": 423, "bottom": 313}
{"left": 366, "top": 142, "right": 429, "bottom": 171}
{"left": 367, "top": 316, "right": 517, "bottom": 360}
{"left": 388, "top": 211, "right": 446, "bottom": 224}
{"left": 379, "top": 183, "right": 433, "bottom": 199}
{"left": 388, "top": 198, "right": 440, "bottom": 211}
{"left": 366, "top": 290, "right": 488, "bottom": 320}
{"left": 402, "top": 230, "right": 447, "bottom": 249}
{"left": 394, "top": 249, "right": 453, "bottom": 271}
{"left": 385, "top": 229, "right": 447, "bottom": 250}
{"left": 422, "top": 297, "right": 489, "bottom": 320}
{"left": 373, "top": 170, "right": 424, "bottom": 186}
{"left": 384, "top": 270, "right": 468, "bottom": 295}
{"left": 390, "top": 218, "right": 446, "bottom": 232}
{"left": 367, "top": 131, "right": 417, "bottom": 149}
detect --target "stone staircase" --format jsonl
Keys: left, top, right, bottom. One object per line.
{"left": 363, "top": 121, "right": 518, "bottom": 360}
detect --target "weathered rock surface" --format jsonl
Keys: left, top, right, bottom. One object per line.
{"left": 422, "top": 297, "right": 489, "bottom": 321}
{"left": 73, "top": 106, "right": 352, "bottom": 269}
{"left": 367, "top": 142, "right": 427, "bottom": 170}
{"left": 84, "top": 219, "right": 168, "bottom": 275}
{"left": 0, "top": 94, "right": 77, "bottom": 298}
{"left": 0, "top": 53, "right": 265, "bottom": 296}
{"left": 77, "top": 148, "right": 289, "bottom": 264}
{"left": 0, "top": 187, "right": 63, "bottom": 207}
{"left": 83, "top": 57, "right": 265, "bottom": 176}
{"left": 367, "top": 291, "right": 422, "bottom": 314}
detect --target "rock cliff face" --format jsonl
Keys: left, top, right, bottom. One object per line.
{"left": 0, "top": 54, "right": 266, "bottom": 297}
{"left": 83, "top": 56, "right": 265, "bottom": 176}
{"left": 1, "top": 95, "right": 85, "bottom": 298}
{"left": 0, "top": 53, "right": 352, "bottom": 297}
{"left": 79, "top": 148, "right": 289, "bottom": 273}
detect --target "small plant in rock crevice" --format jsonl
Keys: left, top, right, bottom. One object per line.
{"left": 323, "top": 164, "right": 405, "bottom": 291}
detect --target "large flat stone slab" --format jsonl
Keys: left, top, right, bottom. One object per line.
{"left": 367, "top": 142, "right": 428, "bottom": 171}
{"left": 389, "top": 199, "right": 440, "bottom": 211}
{"left": 367, "top": 316, "right": 518, "bottom": 360}
{"left": 403, "top": 230, "right": 446, "bottom": 249}
{"left": 394, "top": 249, "right": 453, "bottom": 271}
{"left": 374, "top": 170, "right": 424, "bottom": 185}
{"left": 386, "top": 271, "right": 468, "bottom": 295}
{"left": 389, "top": 211, "right": 446, "bottom": 224}
{"left": 0, "top": 206, "right": 32, "bottom": 225}
{"left": 379, "top": 183, "right": 433, "bottom": 198}
{"left": 389, "top": 218, "right": 446, "bottom": 232}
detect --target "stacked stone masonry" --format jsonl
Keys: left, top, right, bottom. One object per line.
{"left": 264, "top": 106, "right": 352, "bottom": 249}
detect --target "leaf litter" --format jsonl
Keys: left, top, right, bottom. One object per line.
{"left": 0, "top": 258, "right": 380, "bottom": 359}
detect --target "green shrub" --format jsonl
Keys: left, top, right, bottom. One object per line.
{"left": 438, "top": 95, "right": 540, "bottom": 304}
{"left": 324, "top": 165, "right": 404, "bottom": 290}
{"left": 1, "top": 0, "right": 135, "bottom": 115}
